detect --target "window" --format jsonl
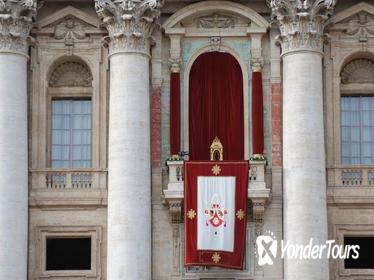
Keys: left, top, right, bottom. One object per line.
{"left": 341, "top": 96, "right": 374, "bottom": 164}
{"left": 51, "top": 99, "right": 92, "bottom": 168}
{"left": 46, "top": 237, "right": 91, "bottom": 270}
{"left": 344, "top": 236, "right": 374, "bottom": 269}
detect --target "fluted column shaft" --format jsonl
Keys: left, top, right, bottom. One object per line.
{"left": 270, "top": 1, "right": 336, "bottom": 279}
{"left": 95, "top": 1, "right": 162, "bottom": 279}
{"left": 0, "top": 1, "right": 35, "bottom": 278}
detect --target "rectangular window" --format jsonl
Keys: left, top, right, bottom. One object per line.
{"left": 51, "top": 99, "right": 91, "bottom": 168}
{"left": 344, "top": 236, "right": 374, "bottom": 269}
{"left": 341, "top": 96, "right": 374, "bottom": 164}
{"left": 46, "top": 237, "right": 91, "bottom": 271}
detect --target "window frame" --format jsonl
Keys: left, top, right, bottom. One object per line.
{"left": 340, "top": 95, "right": 374, "bottom": 165}
{"left": 335, "top": 224, "right": 374, "bottom": 277}
{"left": 38, "top": 226, "right": 102, "bottom": 278}
{"left": 337, "top": 84, "right": 374, "bottom": 166}
{"left": 47, "top": 87, "right": 93, "bottom": 169}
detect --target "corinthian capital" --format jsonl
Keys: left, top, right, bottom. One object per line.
{"left": 0, "top": 0, "right": 36, "bottom": 55}
{"left": 95, "top": 0, "right": 163, "bottom": 56}
{"left": 269, "top": 0, "right": 336, "bottom": 55}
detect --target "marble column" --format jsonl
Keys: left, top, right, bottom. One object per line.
{"left": 95, "top": 1, "right": 162, "bottom": 279}
{"left": 270, "top": 1, "right": 336, "bottom": 280}
{"left": 0, "top": 1, "right": 35, "bottom": 279}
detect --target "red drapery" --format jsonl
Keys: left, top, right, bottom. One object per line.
{"left": 184, "top": 161, "right": 248, "bottom": 269}
{"left": 170, "top": 72, "right": 181, "bottom": 155}
{"left": 189, "top": 52, "right": 244, "bottom": 160}
{"left": 252, "top": 71, "right": 264, "bottom": 154}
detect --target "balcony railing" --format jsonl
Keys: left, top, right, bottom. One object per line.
{"left": 30, "top": 169, "right": 107, "bottom": 190}
{"left": 328, "top": 166, "right": 374, "bottom": 187}
{"left": 163, "top": 160, "right": 270, "bottom": 223}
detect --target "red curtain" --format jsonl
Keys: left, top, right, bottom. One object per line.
{"left": 189, "top": 52, "right": 244, "bottom": 160}
{"left": 252, "top": 71, "right": 264, "bottom": 154}
{"left": 170, "top": 72, "right": 181, "bottom": 155}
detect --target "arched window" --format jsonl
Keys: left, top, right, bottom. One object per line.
{"left": 48, "top": 59, "right": 93, "bottom": 168}
{"left": 189, "top": 51, "right": 244, "bottom": 160}
{"left": 340, "top": 58, "right": 374, "bottom": 164}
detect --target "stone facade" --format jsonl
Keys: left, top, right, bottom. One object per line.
{"left": 0, "top": 0, "right": 372, "bottom": 279}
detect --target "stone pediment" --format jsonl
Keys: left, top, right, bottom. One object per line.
{"left": 327, "top": 2, "right": 374, "bottom": 41}
{"left": 162, "top": 1, "right": 268, "bottom": 36}
{"left": 35, "top": 6, "right": 102, "bottom": 35}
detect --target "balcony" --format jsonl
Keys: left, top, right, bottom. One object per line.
{"left": 29, "top": 169, "right": 107, "bottom": 207}
{"left": 327, "top": 166, "right": 374, "bottom": 205}
{"left": 163, "top": 160, "right": 271, "bottom": 223}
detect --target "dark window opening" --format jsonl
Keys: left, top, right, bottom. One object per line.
{"left": 344, "top": 236, "right": 374, "bottom": 269}
{"left": 46, "top": 237, "right": 91, "bottom": 271}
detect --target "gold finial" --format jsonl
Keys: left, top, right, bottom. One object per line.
{"left": 210, "top": 136, "right": 223, "bottom": 161}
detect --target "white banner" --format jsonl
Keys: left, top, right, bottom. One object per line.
{"left": 197, "top": 176, "right": 236, "bottom": 252}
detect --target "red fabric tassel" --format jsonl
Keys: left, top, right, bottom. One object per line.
{"left": 252, "top": 71, "right": 264, "bottom": 154}
{"left": 170, "top": 72, "right": 181, "bottom": 155}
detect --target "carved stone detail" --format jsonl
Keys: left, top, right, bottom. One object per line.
{"left": 341, "top": 59, "right": 374, "bottom": 84}
{"left": 54, "top": 16, "right": 87, "bottom": 45}
{"left": 196, "top": 13, "right": 236, "bottom": 29}
{"left": 269, "top": 0, "right": 336, "bottom": 54}
{"left": 168, "top": 200, "right": 183, "bottom": 224}
{"left": 168, "top": 57, "right": 181, "bottom": 73}
{"left": 0, "top": 0, "right": 36, "bottom": 55}
{"left": 210, "top": 36, "right": 221, "bottom": 51}
{"left": 49, "top": 61, "right": 93, "bottom": 87}
{"left": 344, "top": 12, "right": 374, "bottom": 43}
{"left": 94, "top": 0, "right": 163, "bottom": 56}
{"left": 251, "top": 57, "right": 264, "bottom": 72}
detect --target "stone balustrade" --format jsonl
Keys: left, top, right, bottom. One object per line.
{"left": 328, "top": 166, "right": 374, "bottom": 187}
{"left": 163, "top": 160, "right": 270, "bottom": 223}
{"left": 30, "top": 169, "right": 107, "bottom": 190}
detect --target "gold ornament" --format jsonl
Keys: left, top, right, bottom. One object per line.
{"left": 212, "top": 252, "right": 221, "bottom": 263}
{"left": 187, "top": 209, "right": 196, "bottom": 220}
{"left": 211, "top": 164, "right": 221, "bottom": 176}
{"left": 236, "top": 209, "right": 245, "bottom": 220}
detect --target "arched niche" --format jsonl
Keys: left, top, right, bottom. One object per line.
{"left": 163, "top": 1, "right": 268, "bottom": 159}
{"left": 184, "top": 45, "right": 249, "bottom": 159}
{"left": 48, "top": 57, "right": 93, "bottom": 88}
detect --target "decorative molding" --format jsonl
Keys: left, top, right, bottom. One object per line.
{"left": 94, "top": 0, "right": 163, "bottom": 56}
{"left": 251, "top": 57, "right": 264, "bottom": 72}
{"left": 54, "top": 16, "right": 87, "bottom": 44}
{"left": 196, "top": 13, "right": 236, "bottom": 29}
{"left": 210, "top": 36, "right": 221, "bottom": 51}
{"left": 341, "top": 58, "right": 374, "bottom": 84}
{"left": 269, "top": 0, "right": 336, "bottom": 55}
{"left": 168, "top": 57, "right": 181, "bottom": 73}
{"left": 344, "top": 12, "right": 374, "bottom": 43}
{"left": 49, "top": 61, "right": 93, "bottom": 87}
{"left": 0, "top": 0, "right": 36, "bottom": 55}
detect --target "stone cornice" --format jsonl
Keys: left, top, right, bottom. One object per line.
{"left": 95, "top": 0, "right": 163, "bottom": 56}
{"left": 0, "top": 0, "right": 36, "bottom": 56}
{"left": 269, "top": 0, "right": 336, "bottom": 55}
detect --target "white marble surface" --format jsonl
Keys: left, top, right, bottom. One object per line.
{"left": 282, "top": 51, "right": 329, "bottom": 280}
{"left": 107, "top": 53, "right": 151, "bottom": 280}
{"left": 0, "top": 53, "right": 28, "bottom": 279}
